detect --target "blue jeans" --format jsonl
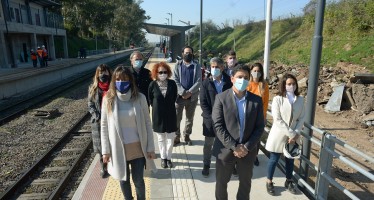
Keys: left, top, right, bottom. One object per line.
{"left": 120, "top": 157, "right": 146, "bottom": 200}
{"left": 267, "top": 152, "right": 294, "bottom": 180}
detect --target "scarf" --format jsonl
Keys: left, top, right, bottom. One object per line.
{"left": 98, "top": 81, "right": 110, "bottom": 97}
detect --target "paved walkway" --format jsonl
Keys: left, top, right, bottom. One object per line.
{"left": 73, "top": 48, "right": 309, "bottom": 200}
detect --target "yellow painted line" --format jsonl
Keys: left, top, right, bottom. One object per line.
{"left": 102, "top": 175, "right": 150, "bottom": 200}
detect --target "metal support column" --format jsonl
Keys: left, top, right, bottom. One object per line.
{"left": 315, "top": 133, "right": 335, "bottom": 199}
{"left": 301, "top": 0, "right": 326, "bottom": 180}
{"left": 199, "top": 0, "right": 203, "bottom": 66}
{"left": 263, "top": 0, "right": 273, "bottom": 80}
{"left": 63, "top": 35, "right": 68, "bottom": 58}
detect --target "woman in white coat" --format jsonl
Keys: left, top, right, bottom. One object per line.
{"left": 101, "top": 65, "right": 156, "bottom": 200}
{"left": 265, "top": 73, "right": 305, "bottom": 196}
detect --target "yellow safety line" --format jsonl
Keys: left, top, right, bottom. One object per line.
{"left": 102, "top": 176, "right": 150, "bottom": 200}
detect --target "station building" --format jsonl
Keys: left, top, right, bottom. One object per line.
{"left": 0, "top": 0, "right": 68, "bottom": 68}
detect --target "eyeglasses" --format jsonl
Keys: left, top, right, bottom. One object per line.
{"left": 158, "top": 71, "right": 167, "bottom": 74}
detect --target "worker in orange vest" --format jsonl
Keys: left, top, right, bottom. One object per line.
{"left": 42, "top": 45, "right": 48, "bottom": 67}
{"left": 30, "top": 49, "right": 38, "bottom": 68}
{"left": 36, "top": 46, "right": 44, "bottom": 67}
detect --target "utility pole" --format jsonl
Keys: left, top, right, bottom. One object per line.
{"left": 302, "top": 0, "right": 327, "bottom": 182}
{"left": 178, "top": 20, "right": 191, "bottom": 46}
{"left": 167, "top": 13, "right": 173, "bottom": 25}
{"left": 199, "top": 0, "right": 203, "bottom": 67}
{"left": 263, "top": 0, "right": 273, "bottom": 80}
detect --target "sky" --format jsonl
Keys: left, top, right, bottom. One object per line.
{"left": 140, "top": 0, "right": 311, "bottom": 43}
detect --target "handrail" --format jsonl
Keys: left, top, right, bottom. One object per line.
{"left": 264, "top": 101, "right": 373, "bottom": 199}
{"left": 320, "top": 172, "right": 359, "bottom": 200}
{"left": 327, "top": 134, "right": 374, "bottom": 163}
{"left": 324, "top": 146, "right": 374, "bottom": 181}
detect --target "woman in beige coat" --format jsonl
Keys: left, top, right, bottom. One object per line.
{"left": 101, "top": 65, "right": 156, "bottom": 200}
{"left": 265, "top": 73, "right": 305, "bottom": 196}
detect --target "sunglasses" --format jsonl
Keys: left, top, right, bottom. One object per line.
{"left": 158, "top": 71, "right": 167, "bottom": 74}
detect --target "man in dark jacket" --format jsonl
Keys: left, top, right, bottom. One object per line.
{"left": 130, "top": 51, "right": 152, "bottom": 106}
{"left": 199, "top": 57, "right": 232, "bottom": 177}
{"left": 173, "top": 46, "right": 202, "bottom": 146}
{"left": 212, "top": 65, "right": 265, "bottom": 200}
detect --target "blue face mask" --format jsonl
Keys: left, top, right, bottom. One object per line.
{"left": 115, "top": 81, "right": 131, "bottom": 94}
{"left": 211, "top": 68, "right": 221, "bottom": 78}
{"left": 234, "top": 78, "right": 249, "bottom": 92}
{"left": 133, "top": 60, "right": 143, "bottom": 69}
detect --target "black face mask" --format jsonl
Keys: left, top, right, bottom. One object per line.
{"left": 183, "top": 53, "right": 193, "bottom": 62}
{"left": 99, "top": 74, "right": 109, "bottom": 83}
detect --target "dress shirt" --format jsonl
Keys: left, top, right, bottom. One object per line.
{"left": 233, "top": 91, "right": 248, "bottom": 143}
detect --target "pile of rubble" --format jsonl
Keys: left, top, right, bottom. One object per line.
{"left": 268, "top": 62, "right": 374, "bottom": 126}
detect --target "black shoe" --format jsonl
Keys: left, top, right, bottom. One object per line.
{"left": 202, "top": 165, "right": 210, "bottom": 177}
{"left": 285, "top": 180, "right": 297, "bottom": 194}
{"left": 167, "top": 160, "right": 173, "bottom": 168}
{"left": 161, "top": 159, "right": 167, "bottom": 168}
{"left": 266, "top": 182, "right": 275, "bottom": 196}
{"left": 174, "top": 135, "right": 181, "bottom": 146}
{"left": 184, "top": 134, "right": 192, "bottom": 145}
{"left": 232, "top": 166, "right": 238, "bottom": 177}
{"left": 100, "top": 169, "right": 109, "bottom": 178}
{"left": 254, "top": 157, "right": 259, "bottom": 166}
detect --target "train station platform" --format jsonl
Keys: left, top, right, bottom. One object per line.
{"left": 0, "top": 48, "right": 139, "bottom": 100}
{"left": 0, "top": 49, "right": 135, "bottom": 79}
{"left": 72, "top": 49, "right": 309, "bottom": 200}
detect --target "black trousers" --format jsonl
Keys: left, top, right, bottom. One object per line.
{"left": 215, "top": 151, "right": 256, "bottom": 200}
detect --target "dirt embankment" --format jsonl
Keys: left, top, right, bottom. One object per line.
{"left": 268, "top": 61, "right": 374, "bottom": 199}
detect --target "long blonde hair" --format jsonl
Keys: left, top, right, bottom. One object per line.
{"left": 248, "top": 63, "right": 267, "bottom": 97}
{"left": 105, "top": 65, "right": 139, "bottom": 113}
{"left": 88, "top": 64, "right": 112, "bottom": 100}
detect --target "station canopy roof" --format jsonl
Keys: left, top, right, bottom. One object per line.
{"left": 144, "top": 23, "right": 194, "bottom": 37}
{"left": 30, "top": 0, "right": 61, "bottom": 7}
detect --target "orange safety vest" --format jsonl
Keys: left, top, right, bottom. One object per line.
{"left": 37, "top": 49, "right": 43, "bottom": 57}
{"left": 42, "top": 49, "right": 48, "bottom": 57}
{"left": 31, "top": 52, "right": 37, "bottom": 60}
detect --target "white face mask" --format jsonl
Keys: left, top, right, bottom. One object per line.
{"left": 211, "top": 68, "right": 221, "bottom": 78}
{"left": 286, "top": 85, "right": 296, "bottom": 93}
{"left": 158, "top": 74, "right": 167, "bottom": 81}
{"left": 251, "top": 71, "right": 261, "bottom": 79}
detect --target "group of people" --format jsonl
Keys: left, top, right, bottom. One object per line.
{"left": 30, "top": 45, "right": 48, "bottom": 68}
{"left": 87, "top": 47, "right": 305, "bottom": 200}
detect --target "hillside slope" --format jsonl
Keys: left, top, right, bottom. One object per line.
{"left": 193, "top": 0, "right": 374, "bottom": 72}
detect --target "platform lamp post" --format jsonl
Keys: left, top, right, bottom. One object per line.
{"left": 167, "top": 13, "right": 173, "bottom": 25}
{"left": 199, "top": 0, "right": 203, "bottom": 67}
{"left": 178, "top": 20, "right": 191, "bottom": 46}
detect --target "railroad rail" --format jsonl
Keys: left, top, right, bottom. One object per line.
{"left": 0, "top": 48, "right": 153, "bottom": 124}
{"left": 0, "top": 49, "right": 154, "bottom": 199}
{"left": 0, "top": 113, "right": 91, "bottom": 200}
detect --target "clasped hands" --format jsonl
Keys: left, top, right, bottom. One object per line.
{"left": 182, "top": 91, "right": 192, "bottom": 99}
{"left": 233, "top": 144, "right": 248, "bottom": 158}
{"left": 288, "top": 134, "right": 300, "bottom": 144}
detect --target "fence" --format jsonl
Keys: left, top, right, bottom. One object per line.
{"left": 77, "top": 49, "right": 111, "bottom": 58}
{"left": 263, "top": 107, "right": 374, "bottom": 200}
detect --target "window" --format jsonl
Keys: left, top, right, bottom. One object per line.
{"left": 10, "top": 8, "right": 14, "bottom": 19}
{"left": 35, "top": 13, "right": 40, "bottom": 26}
{"left": 15, "top": 8, "right": 20, "bottom": 23}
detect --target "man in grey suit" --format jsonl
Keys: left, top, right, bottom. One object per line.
{"left": 173, "top": 46, "right": 202, "bottom": 146}
{"left": 212, "top": 65, "right": 265, "bottom": 200}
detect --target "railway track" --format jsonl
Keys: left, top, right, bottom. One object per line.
{"left": 0, "top": 48, "right": 153, "bottom": 125}
{"left": 0, "top": 49, "right": 154, "bottom": 199}
{"left": 0, "top": 113, "right": 91, "bottom": 200}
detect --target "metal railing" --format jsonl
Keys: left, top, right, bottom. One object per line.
{"left": 77, "top": 49, "right": 111, "bottom": 58}
{"left": 263, "top": 106, "right": 374, "bottom": 200}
